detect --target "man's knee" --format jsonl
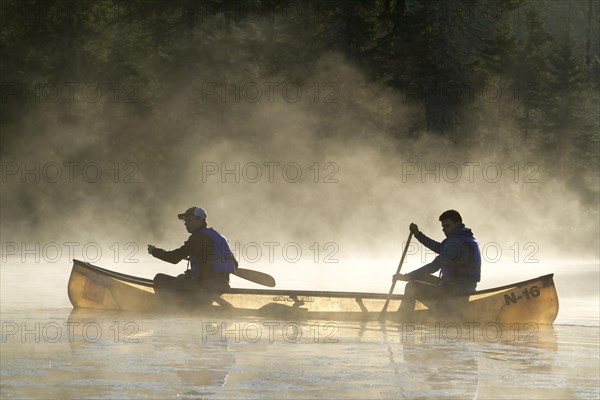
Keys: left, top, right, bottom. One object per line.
{"left": 404, "top": 280, "right": 420, "bottom": 295}
{"left": 154, "top": 273, "right": 173, "bottom": 283}
{"left": 154, "top": 273, "right": 180, "bottom": 293}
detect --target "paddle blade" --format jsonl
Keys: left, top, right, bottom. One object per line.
{"left": 234, "top": 268, "right": 276, "bottom": 287}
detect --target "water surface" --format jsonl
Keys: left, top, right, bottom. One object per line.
{"left": 1, "top": 262, "right": 598, "bottom": 399}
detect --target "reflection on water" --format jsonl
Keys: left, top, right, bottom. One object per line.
{"left": 1, "top": 262, "right": 598, "bottom": 398}
{"left": 1, "top": 309, "right": 235, "bottom": 398}
{"left": 1, "top": 307, "right": 599, "bottom": 399}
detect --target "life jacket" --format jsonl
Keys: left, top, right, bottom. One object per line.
{"left": 440, "top": 233, "right": 481, "bottom": 282}
{"left": 189, "top": 228, "right": 237, "bottom": 274}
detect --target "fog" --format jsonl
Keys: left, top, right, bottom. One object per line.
{"left": 1, "top": 4, "right": 598, "bottom": 297}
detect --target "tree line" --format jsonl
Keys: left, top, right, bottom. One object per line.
{"left": 1, "top": 0, "right": 598, "bottom": 207}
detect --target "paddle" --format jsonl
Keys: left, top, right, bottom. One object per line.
{"left": 234, "top": 268, "right": 276, "bottom": 287}
{"left": 181, "top": 257, "right": 276, "bottom": 287}
{"left": 379, "top": 232, "right": 413, "bottom": 321}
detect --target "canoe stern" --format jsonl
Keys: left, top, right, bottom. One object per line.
{"left": 68, "top": 260, "right": 156, "bottom": 311}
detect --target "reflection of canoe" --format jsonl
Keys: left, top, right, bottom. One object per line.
{"left": 68, "top": 259, "right": 559, "bottom": 323}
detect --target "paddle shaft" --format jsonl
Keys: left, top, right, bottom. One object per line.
{"left": 379, "top": 232, "right": 413, "bottom": 320}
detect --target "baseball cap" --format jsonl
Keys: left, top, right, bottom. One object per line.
{"left": 177, "top": 207, "right": 207, "bottom": 220}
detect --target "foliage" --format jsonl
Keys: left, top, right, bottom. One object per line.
{"left": 1, "top": 0, "right": 598, "bottom": 208}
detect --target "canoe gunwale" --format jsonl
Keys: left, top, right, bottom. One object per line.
{"left": 72, "top": 259, "right": 404, "bottom": 299}
{"left": 70, "top": 260, "right": 559, "bottom": 323}
{"left": 73, "top": 259, "right": 153, "bottom": 286}
{"left": 473, "top": 273, "right": 554, "bottom": 294}
{"left": 72, "top": 259, "right": 554, "bottom": 299}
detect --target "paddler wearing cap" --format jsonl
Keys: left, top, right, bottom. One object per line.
{"left": 147, "top": 207, "right": 238, "bottom": 297}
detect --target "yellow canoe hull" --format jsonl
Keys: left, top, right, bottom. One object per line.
{"left": 67, "top": 260, "right": 558, "bottom": 324}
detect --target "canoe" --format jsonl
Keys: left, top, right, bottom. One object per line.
{"left": 67, "top": 259, "right": 559, "bottom": 324}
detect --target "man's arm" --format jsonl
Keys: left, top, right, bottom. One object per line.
{"left": 394, "top": 237, "right": 469, "bottom": 281}
{"left": 150, "top": 238, "right": 194, "bottom": 264}
{"left": 405, "top": 255, "right": 443, "bottom": 280}
{"left": 410, "top": 223, "right": 441, "bottom": 254}
{"left": 415, "top": 232, "right": 441, "bottom": 254}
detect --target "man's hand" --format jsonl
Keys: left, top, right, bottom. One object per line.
{"left": 409, "top": 223, "right": 420, "bottom": 235}
{"left": 147, "top": 244, "right": 156, "bottom": 255}
{"left": 392, "top": 273, "right": 410, "bottom": 282}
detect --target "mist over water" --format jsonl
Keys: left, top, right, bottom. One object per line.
{"left": 1, "top": 2, "right": 599, "bottom": 399}
{"left": 1, "top": 49, "right": 598, "bottom": 290}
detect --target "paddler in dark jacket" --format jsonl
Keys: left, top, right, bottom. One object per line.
{"left": 148, "top": 207, "right": 238, "bottom": 300}
{"left": 393, "top": 209, "right": 481, "bottom": 320}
